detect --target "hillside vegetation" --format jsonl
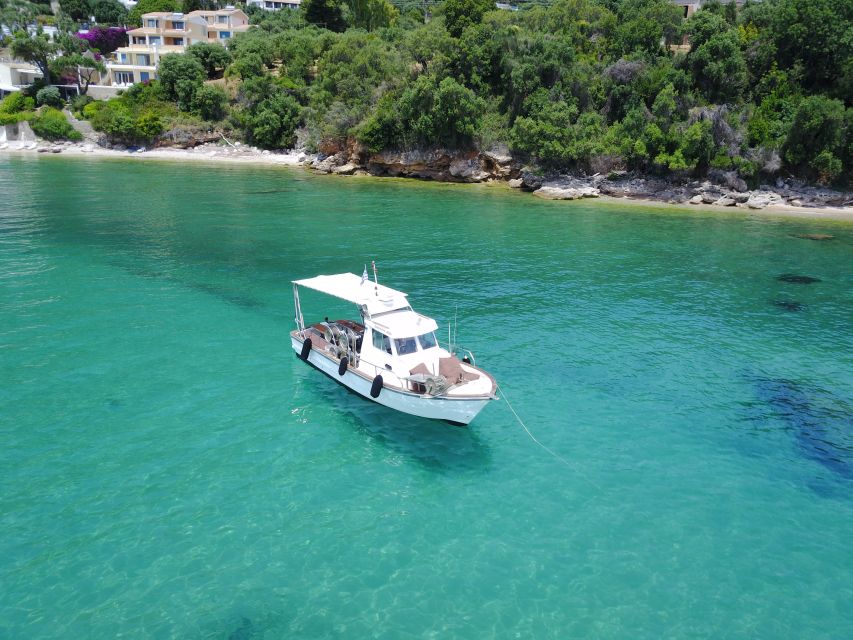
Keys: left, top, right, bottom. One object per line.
{"left": 3, "top": 0, "right": 851, "bottom": 186}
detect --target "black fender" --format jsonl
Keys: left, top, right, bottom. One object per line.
{"left": 370, "top": 375, "right": 383, "bottom": 398}
{"left": 338, "top": 356, "right": 348, "bottom": 376}
{"left": 299, "top": 338, "right": 312, "bottom": 361}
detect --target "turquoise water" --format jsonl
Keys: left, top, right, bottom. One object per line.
{"left": 2, "top": 155, "right": 852, "bottom": 638}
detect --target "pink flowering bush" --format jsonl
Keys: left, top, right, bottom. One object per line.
{"left": 76, "top": 27, "right": 128, "bottom": 55}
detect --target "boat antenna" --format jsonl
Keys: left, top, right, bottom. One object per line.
{"left": 453, "top": 304, "right": 458, "bottom": 355}
{"left": 372, "top": 260, "right": 378, "bottom": 285}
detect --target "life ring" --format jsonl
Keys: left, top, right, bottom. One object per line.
{"left": 338, "top": 356, "right": 348, "bottom": 376}
{"left": 300, "top": 338, "right": 312, "bottom": 361}
{"left": 370, "top": 375, "right": 383, "bottom": 398}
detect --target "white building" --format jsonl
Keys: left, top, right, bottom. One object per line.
{"left": 0, "top": 61, "right": 43, "bottom": 97}
{"left": 246, "top": 0, "right": 302, "bottom": 11}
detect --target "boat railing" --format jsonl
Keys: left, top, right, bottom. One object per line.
{"left": 438, "top": 341, "right": 477, "bottom": 366}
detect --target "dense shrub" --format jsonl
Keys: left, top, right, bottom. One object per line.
{"left": 70, "top": 94, "right": 95, "bottom": 114}
{"left": 0, "top": 92, "right": 36, "bottom": 114}
{"left": 158, "top": 53, "right": 206, "bottom": 110}
{"left": 30, "top": 107, "right": 82, "bottom": 140}
{"left": 82, "top": 82, "right": 183, "bottom": 144}
{"left": 36, "top": 86, "right": 63, "bottom": 108}
{"left": 192, "top": 84, "right": 228, "bottom": 121}
{"left": 186, "top": 42, "right": 232, "bottom": 79}
{"left": 91, "top": 0, "right": 127, "bottom": 25}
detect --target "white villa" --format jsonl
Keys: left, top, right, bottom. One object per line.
{"left": 246, "top": 0, "right": 302, "bottom": 11}
{"left": 106, "top": 7, "right": 250, "bottom": 86}
{"left": 0, "top": 61, "right": 43, "bottom": 98}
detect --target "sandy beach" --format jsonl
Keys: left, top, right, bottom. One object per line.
{"left": 2, "top": 140, "right": 851, "bottom": 222}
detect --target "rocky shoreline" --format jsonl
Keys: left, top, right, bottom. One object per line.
{"left": 3, "top": 120, "right": 850, "bottom": 215}
{"left": 309, "top": 146, "right": 851, "bottom": 212}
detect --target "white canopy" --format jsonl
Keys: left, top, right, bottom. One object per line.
{"left": 369, "top": 309, "right": 438, "bottom": 338}
{"left": 293, "top": 273, "right": 411, "bottom": 316}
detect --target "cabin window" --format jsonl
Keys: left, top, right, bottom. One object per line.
{"left": 417, "top": 332, "right": 437, "bottom": 350}
{"left": 394, "top": 337, "right": 418, "bottom": 355}
{"left": 372, "top": 330, "right": 391, "bottom": 354}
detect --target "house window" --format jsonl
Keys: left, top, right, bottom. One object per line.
{"left": 173, "top": 38, "right": 183, "bottom": 45}
{"left": 172, "top": 21, "right": 185, "bottom": 29}
{"left": 119, "top": 52, "right": 127, "bottom": 62}
{"left": 372, "top": 331, "right": 391, "bottom": 355}
{"left": 140, "top": 72, "right": 150, "bottom": 82}
{"left": 146, "top": 19, "right": 157, "bottom": 28}
{"left": 219, "top": 31, "right": 231, "bottom": 39}
{"left": 115, "top": 71, "right": 134, "bottom": 84}
{"left": 218, "top": 15, "right": 228, "bottom": 23}
{"left": 149, "top": 36, "right": 161, "bottom": 44}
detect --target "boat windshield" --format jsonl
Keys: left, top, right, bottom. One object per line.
{"left": 417, "top": 332, "right": 437, "bottom": 350}
{"left": 394, "top": 336, "right": 418, "bottom": 355}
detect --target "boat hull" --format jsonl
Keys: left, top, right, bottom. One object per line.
{"left": 291, "top": 336, "right": 492, "bottom": 425}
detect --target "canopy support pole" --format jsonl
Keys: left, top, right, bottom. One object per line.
{"left": 293, "top": 283, "right": 305, "bottom": 333}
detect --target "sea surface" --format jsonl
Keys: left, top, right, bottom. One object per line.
{"left": 1, "top": 155, "right": 852, "bottom": 639}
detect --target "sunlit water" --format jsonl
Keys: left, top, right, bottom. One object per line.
{"left": 1, "top": 155, "right": 852, "bottom": 638}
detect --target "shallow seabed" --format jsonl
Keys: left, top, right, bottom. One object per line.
{"left": 2, "top": 156, "right": 852, "bottom": 639}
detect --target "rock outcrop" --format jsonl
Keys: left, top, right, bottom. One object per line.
{"left": 310, "top": 147, "right": 516, "bottom": 183}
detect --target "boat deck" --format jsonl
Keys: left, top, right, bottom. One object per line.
{"left": 292, "top": 323, "right": 495, "bottom": 398}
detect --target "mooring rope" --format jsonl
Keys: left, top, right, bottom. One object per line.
{"left": 497, "top": 382, "right": 601, "bottom": 490}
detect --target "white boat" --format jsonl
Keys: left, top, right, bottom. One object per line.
{"left": 291, "top": 269, "right": 497, "bottom": 425}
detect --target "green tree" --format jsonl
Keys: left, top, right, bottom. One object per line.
{"left": 228, "top": 52, "right": 266, "bottom": 80}
{"left": 10, "top": 30, "right": 58, "bottom": 84}
{"left": 192, "top": 84, "right": 228, "bottom": 120}
{"left": 441, "top": 0, "right": 493, "bottom": 39}
{"left": 59, "top": 0, "right": 90, "bottom": 21}
{"left": 611, "top": 0, "right": 682, "bottom": 57}
{"left": 245, "top": 92, "right": 302, "bottom": 149}
{"left": 405, "top": 75, "right": 482, "bottom": 147}
{"left": 302, "top": 0, "right": 346, "bottom": 32}
{"left": 91, "top": 0, "right": 127, "bottom": 24}
{"left": 51, "top": 53, "right": 107, "bottom": 95}
{"left": 679, "top": 118, "right": 715, "bottom": 172}
{"left": 186, "top": 42, "right": 232, "bottom": 79}
{"left": 157, "top": 53, "right": 205, "bottom": 110}
{"left": 684, "top": 9, "right": 729, "bottom": 51}
{"left": 782, "top": 95, "right": 847, "bottom": 179}
{"left": 688, "top": 30, "right": 747, "bottom": 103}
{"left": 509, "top": 100, "right": 582, "bottom": 166}
{"left": 347, "top": 0, "right": 398, "bottom": 31}
{"left": 771, "top": 0, "right": 853, "bottom": 92}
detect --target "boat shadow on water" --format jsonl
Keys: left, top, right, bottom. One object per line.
{"left": 295, "top": 370, "right": 492, "bottom": 474}
{"left": 747, "top": 374, "right": 852, "bottom": 496}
